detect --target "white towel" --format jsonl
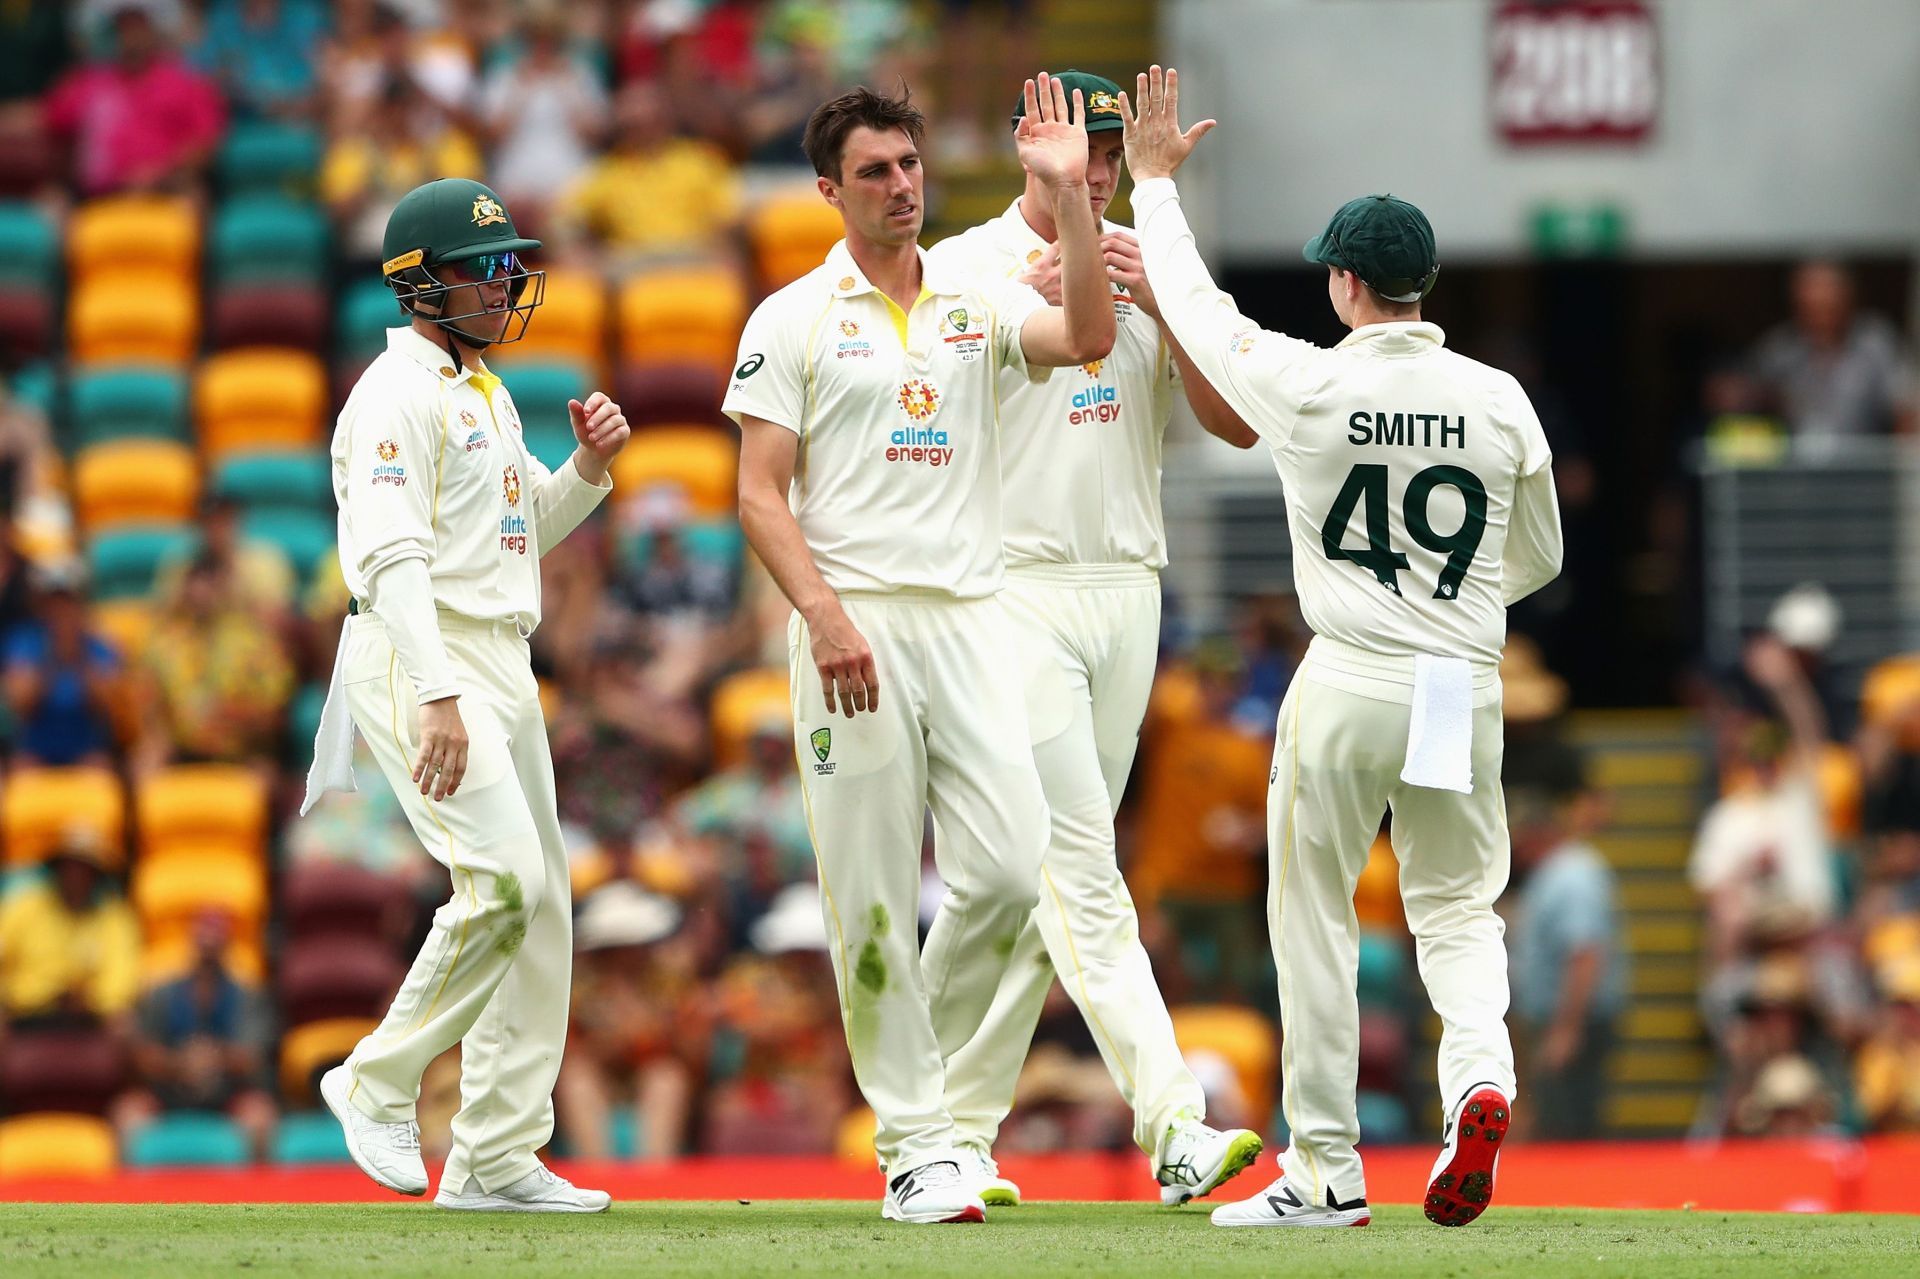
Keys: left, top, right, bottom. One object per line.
{"left": 299, "top": 617, "right": 360, "bottom": 815}
{"left": 1400, "top": 654, "right": 1474, "bottom": 794}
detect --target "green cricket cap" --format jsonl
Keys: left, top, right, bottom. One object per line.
{"left": 1302, "top": 194, "right": 1439, "bottom": 303}
{"left": 1010, "top": 69, "right": 1125, "bottom": 132}
{"left": 381, "top": 177, "right": 541, "bottom": 279}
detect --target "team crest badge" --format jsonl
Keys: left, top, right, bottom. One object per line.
{"left": 1088, "top": 90, "right": 1120, "bottom": 115}
{"left": 810, "top": 727, "right": 835, "bottom": 775}
{"left": 502, "top": 464, "right": 521, "bottom": 507}
{"left": 897, "top": 379, "right": 942, "bottom": 422}
{"left": 471, "top": 194, "right": 508, "bottom": 227}
{"left": 945, "top": 308, "right": 970, "bottom": 333}
{"left": 839, "top": 319, "right": 860, "bottom": 337}
{"left": 375, "top": 440, "right": 399, "bottom": 461}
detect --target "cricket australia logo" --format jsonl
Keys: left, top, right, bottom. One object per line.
{"left": 941, "top": 308, "right": 986, "bottom": 362}
{"left": 897, "top": 379, "right": 942, "bottom": 422}
{"left": 810, "top": 727, "right": 835, "bottom": 776}
{"left": 471, "top": 194, "right": 508, "bottom": 227}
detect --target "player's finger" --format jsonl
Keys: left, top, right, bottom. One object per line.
{"left": 1166, "top": 66, "right": 1180, "bottom": 120}
{"left": 1118, "top": 89, "right": 1134, "bottom": 135}
{"left": 1057, "top": 79, "right": 1076, "bottom": 127}
{"left": 820, "top": 666, "right": 838, "bottom": 714}
{"left": 835, "top": 667, "right": 859, "bottom": 719}
{"left": 583, "top": 390, "right": 609, "bottom": 415}
{"left": 1186, "top": 119, "right": 1219, "bottom": 145}
{"left": 860, "top": 654, "right": 880, "bottom": 713}
{"left": 1022, "top": 77, "right": 1039, "bottom": 125}
{"left": 1150, "top": 64, "right": 1165, "bottom": 115}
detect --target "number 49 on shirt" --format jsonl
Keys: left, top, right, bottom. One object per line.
{"left": 1320, "top": 463, "right": 1488, "bottom": 601}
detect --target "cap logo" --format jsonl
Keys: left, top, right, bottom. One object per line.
{"left": 471, "top": 194, "right": 508, "bottom": 227}
{"left": 1088, "top": 90, "right": 1120, "bottom": 115}
{"left": 382, "top": 248, "right": 424, "bottom": 276}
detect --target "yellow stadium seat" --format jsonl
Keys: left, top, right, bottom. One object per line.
{"left": 1863, "top": 654, "right": 1920, "bottom": 750}
{"left": 616, "top": 268, "right": 747, "bottom": 370}
{"left": 72, "top": 439, "right": 200, "bottom": 534}
{"left": 1171, "top": 1004, "right": 1278, "bottom": 1126}
{"left": 280, "top": 1017, "right": 379, "bottom": 1101}
{"left": 494, "top": 267, "right": 608, "bottom": 372}
{"left": 609, "top": 426, "right": 738, "bottom": 517}
{"left": 91, "top": 599, "right": 158, "bottom": 665}
{"left": 135, "top": 764, "right": 271, "bottom": 862}
{"left": 0, "top": 1114, "right": 118, "bottom": 1179}
{"left": 749, "top": 192, "right": 846, "bottom": 289}
{"left": 68, "top": 195, "right": 199, "bottom": 280}
{"left": 708, "top": 666, "right": 790, "bottom": 770}
{"left": 68, "top": 271, "right": 198, "bottom": 364}
{"left": 195, "top": 348, "right": 327, "bottom": 460}
{"left": 132, "top": 847, "right": 268, "bottom": 955}
{"left": 1354, "top": 829, "right": 1405, "bottom": 930}
{"left": 2, "top": 766, "right": 126, "bottom": 867}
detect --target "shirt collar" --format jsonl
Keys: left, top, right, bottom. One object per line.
{"left": 1335, "top": 321, "right": 1447, "bottom": 353}
{"left": 386, "top": 325, "right": 484, "bottom": 386}
{"left": 825, "top": 240, "right": 965, "bottom": 301}
{"left": 995, "top": 198, "right": 1052, "bottom": 263}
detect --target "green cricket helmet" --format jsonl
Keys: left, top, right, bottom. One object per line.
{"left": 380, "top": 178, "right": 545, "bottom": 349}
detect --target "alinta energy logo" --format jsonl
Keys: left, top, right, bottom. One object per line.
{"left": 499, "top": 464, "right": 527, "bottom": 554}
{"left": 835, "top": 317, "right": 872, "bottom": 360}
{"left": 889, "top": 380, "right": 951, "bottom": 466}
{"left": 371, "top": 439, "right": 406, "bottom": 486}
{"left": 461, "top": 408, "right": 488, "bottom": 452}
{"left": 1069, "top": 359, "right": 1120, "bottom": 425}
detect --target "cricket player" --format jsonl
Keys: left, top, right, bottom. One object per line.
{"left": 924, "top": 69, "right": 1265, "bottom": 1208}
{"left": 301, "top": 177, "right": 630, "bottom": 1213}
{"left": 1121, "top": 68, "right": 1564, "bottom": 1228}
{"left": 727, "top": 77, "right": 1114, "bottom": 1224}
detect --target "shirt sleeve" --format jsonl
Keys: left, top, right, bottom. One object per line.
{"left": 1503, "top": 465, "right": 1563, "bottom": 605}
{"left": 366, "top": 556, "right": 459, "bottom": 704}
{"left": 530, "top": 451, "right": 613, "bottom": 553}
{"left": 339, "top": 371, "right": 442, "bottom": 581}
{"left": 722, "top": 294, "right": 809, "bottom": 434}
{"left": 986, "top": 276, "right": 1053, "bottom": 386}
{"left": 1130, "top": 177, "right": 1323, "bottom": 448}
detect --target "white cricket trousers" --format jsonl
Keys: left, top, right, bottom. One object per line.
{"left": 788, "top": 592, "right": 1049, "bottom": 1178}
{"left": 1270, "top": 636, "right": 1517, "bottom": 1205}
{"left": 337, "top": 611, "right": 572, "bottom": 1194}
{"left": 944, "top": 563, "right": 1205, "bottom": 1158}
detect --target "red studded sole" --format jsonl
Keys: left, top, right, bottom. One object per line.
{"left": 1424, "top": 1088, "right": 1509, "bottom": 1227}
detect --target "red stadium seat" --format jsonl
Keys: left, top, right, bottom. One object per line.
{"left": 0, "top": 287, "right": 54, "bottom": 360}
{"left": 278, "top": 937, "right": 404, "bottom": 1025}
{"left": 209, "top": 284, "right": 329, "bottom": 352}
{"left": 0, "top": 1028, "right": 126, "bottom": 1116}
{"left": 282, "top": 863, "right": 414, "bottom": 945}
{"left": 0, "top": 124, "right": 59, "bottom": 200}
{"left": 614, "top": 361, "right": 728, "bottom": 427}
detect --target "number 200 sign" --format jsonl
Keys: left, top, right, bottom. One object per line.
{"left": 1492, "top": 0, "right": 1658, "bottom": 144}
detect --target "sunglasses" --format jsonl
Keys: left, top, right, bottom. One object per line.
{"left": 439, "top": 252, "right": 524, "bottom": 284}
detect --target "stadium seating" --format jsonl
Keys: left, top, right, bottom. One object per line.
{"left": 217, "top": 122, "right": 323, "bottom": 198}
{"left": 135, "top": 764, "right": 272, "bottom": 863}
{"left": 70, "top": 367, "right": 192, "bottom": 447}
{"left": 271, "top": 1111, "right": 350, "bottom": 1165}
{"left": 209, "top": 283, "right": 329, "bottom": 351}
{"left": 124, "top": 1112, "right": 251, "bottom": 1168}
{"left": 86, "top": 525, "right": 199, "bottom": 600}
{"left": 497, "top": 361, "right": 590, "bottom": 468}
{"left": 336, "top": 279, "right": 403, "bottom": 364}
{"left": 748, "top": 192, "right": 846, "bottom": 289}
{"left": 0, "top": 124, "right": 57, "bottom": 201}
{"left": 195, "top": 348, "right": 328, "bottom": 459}
{"left": 0, "top": 1114, "right": 118, "bottom": 1178}
{"left": 494, "top": 267, "right": 608, "bottom": 372}
{"left": 0, "top": 286, "right": 54, "bottom": 360}
{"left": 215, "top": 450, "right": 333, "bottom": 510}
{"left": 243, "top": 508, "right": 335, "bottom": 578}
{"left": 1, "top": 765, "right": 125, "bottom": 867}
{"left": 68, "top": 272, "right": 198, "bottom": 365}
{"left": 282, "top": 863, "right": 413, "bottom": 944}
{"left": 0, "top": 202, "right": 58, "bottom": 294}
{"left": 91, "top": 599, "right": 158, "bottom": 666}
{"left": 209, "top": 196, "right": 329, "bottom": 285}
{"left": 1169, "top": 1005, "right": 1278, "bottom": 1126}
{"left": 72, "top": 439, "right": 199, "bottom": 533}
{"left": 614, "top": 361, "right": 728, "bottom": 427}
{"left": 0, "top": 1028, "right": 126, "bottom": 1115}
{"left": 609, "top": 427, "right": 738, "bottom": 516}
{"left": 279, "top": 1018, "right": 379, "bottom": 1103}
{"left": 132, "top": 850, "right": 269, "bottom": 961}
{"left": 707, "top": 667, "right": 791, "bottom": 770}
{"left": 615, "top": 268, "right": 746, "bottom": 371}
{"left": 278, "top": 938, "right": 403, "bottom": 1025}
{"left": 67, "top": 195, "right": 199, "bottom": 281}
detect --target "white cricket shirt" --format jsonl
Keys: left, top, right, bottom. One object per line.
{"left": 926, "top": 200, "right": 1176, "bottom": 571}
{"left": 722, "top": 239, "right": 1049, "bottom": 598}
{"left": 1132, "top": 178, "right": 1563, "bottom": 666}
{"left": 331, "top": 326, "right": 611, "bottom": 633}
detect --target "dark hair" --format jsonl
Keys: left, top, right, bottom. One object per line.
{"left": 802, "top": 85, "right": 925, "bottom": 183}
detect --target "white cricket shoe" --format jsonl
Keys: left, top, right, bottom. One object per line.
{"left": 881, "top": 1159, "right": 987, "bottom": 1224}
{"left": 1156, "top": 1120, "right": 1264, "bottom": 1205}
{"left": 319, "top": 1065, "right": 426, "bottom": 1196}
{"left": 1209, "top": 1174, "right": 1371, "bottom": 1228}
{"left": 961, "top": 1146, "right": 1022, "bottom": 1207}
{"left": 434, "top": 1164, "right": 612, "bottom": 1213}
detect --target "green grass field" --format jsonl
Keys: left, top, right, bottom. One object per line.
{"left": 3, "top": 1203, "right": 1916, "bottom": 1278}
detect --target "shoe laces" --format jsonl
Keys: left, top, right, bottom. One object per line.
{"left": 394, "top": 1122, "right": 421, "bottom": 1154}
{"left": 908, "top": 1160, "right": 964, "bottom": 1191}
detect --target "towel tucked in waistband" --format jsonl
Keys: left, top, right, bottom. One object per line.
{"left": 299, "top": 616, "right": 359, "bottom": 815}
{"left": 1399, "top": 653, "right": 1474, "bottom": 794}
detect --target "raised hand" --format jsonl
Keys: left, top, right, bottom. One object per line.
{"left": 1014, "top": 71, "right": 1089, "bottom": 190}
{"left": 1119, "top": 64, "right": 1216, "bottom": 181}
{"left": 568, "top": 391, "right": 631, "bottom": 465}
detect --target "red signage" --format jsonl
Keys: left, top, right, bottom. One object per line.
{"left": 1491, "top": 1, "right": 1658, "bottom": 144}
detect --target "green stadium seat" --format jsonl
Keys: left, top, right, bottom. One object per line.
{"left": 124, "top": 1111, "right": 250, "bottom": 1168}
{"left": 290, "top": 680, "right": 326, "bottom": 758}
{"left": 271, "top": 1111, "right": 350, "bottom": 1165}
{"left": 1357, "top": 930, "right": 1406, "bottom": 1010}
{"left": 498, "top": 362, "right": 588, "bottom": 469}
{"left": 210, "top": 197, "right": 329, "bottom": 285}
{"left": 70, "top": 367, "right": 190, "bottom": 447}
{"left": 217, "top": 122, "right": 323, "bottom": 198}
{"left": 1356, "top": 1089, "right": 1411, "bottom": 1144}
{"left": 337, "top": 279, "right": 402, "bottom": 363}
{"left": 241, "top": 507, "right": 334, "bottom": 577}
{"left": 87, "top": 525, "right": 200, "bottom": 599}
{"left": 9, "top": 361, "right": 59, "bottom": 427}
{"left": 0, "top": 202, "right": 57, "bottom": 293}
{"left": 215, "top": 450, "right": 333, "bottom": 510}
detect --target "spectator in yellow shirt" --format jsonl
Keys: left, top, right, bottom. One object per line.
{"left": 321, "top": 71, "right": 484, "bottom": 267}
{"left": 556, "top": 82, "right": 742, "bottom": 270}
{"left": 0, "top": 826, "right": 140, "bottom": 1031}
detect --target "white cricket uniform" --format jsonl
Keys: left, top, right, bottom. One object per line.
{"left": 1133, "top": 177, "right": 1564, "bottom": 1205}
{"left": 924, "top": 200, "right": 1205, "bottom": 1160}
{"left": 722, "top": 241, "right": 1055, "bottom": 1177}
{"left": 315, "top": 325, "right": 609, "bottom": 1194}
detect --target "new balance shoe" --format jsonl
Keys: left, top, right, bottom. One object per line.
{"left": 962, "top": 1146, "right": 1022, "bottom": 1208}
{"left": 1424, "top": 1082, "right": 1511, "bottom": 1227}
{"left": 434, "top": 1165, "right": 612, "bottom": 1213}
{"left": 1156, "top": 1120, "right": 1264, "bottom": 1205}
{"left": 882, "top": 1160, "right": 987, "bottom": 1224}
{"left": 319, "top": 1065, "right": 426, "bottom": 1196}
{"left": 1209, "top": 1175, "right": 1371, "bottom": 1228}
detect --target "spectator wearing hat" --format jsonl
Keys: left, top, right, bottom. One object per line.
{"left": 0, "top": 826, "right": 140, "bottom": 1034}
{"left": 3, "top": 561, "right": 123, "bottom": 769}
{"left": 154, "top": 491, "right": 297, "bottom": 623}
{"left": 1731, "top": 1053, "right": 1843, "bottom": 1138}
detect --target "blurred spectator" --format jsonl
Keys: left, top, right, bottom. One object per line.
{"left": 0, "top": 0, "right": 72, "bottom": 108}
{"left": 1731, "top": 1052, "right": 1843, "bottom": 1138}
{"left": 672, "top": 707, "right": 811, "bottom": 941}
{"left": 1855, "top": 954, "right": 1920, "bottom": 1132}
{"left": 556, "top": 81, "right": 741, "bottom": 268}
{"left": 0, "top": 377, "right": 73, "bottom": 562}
{"left": 1506, "top": 785, "right": 1628, "bottom": 1141}
{"left": 0, "top": 826, "right": 139, "bottom": 1032}
{"left": 614, "top": 0, "right": 758, "bottom": 99}
{"left": 556, "top": 882, "right": 707, "bottom": 1159}
{"left": 133, "top": 551, "right": 295, "bottom": 777}
{"left": 1498, "top": 634, "right": 1584, "bottom": 800}
{"left": 548, "top": 629, "right": 708, "bottom": 837}
{"left": 928, "top": 0, "right": 1030, "bottom": 163}
{"left": 3, "top": 561, "right": 123, "bottom": 769}
{"left": 1226, "top": 593, "right": 1303, "bottom": 733}
{"left": 613, "top": 487, "right": 738, "bottom": 627}
{"left": 284, "top": 734, "right": 435, "bottom": 888}
{"left": 116, "top": 911, "right": 277, "bottom": 1158}
{"left": 190, "top": 0, "right": 328, "bottom": 121}
{"left": 479, "top": 0, "right": 607, "bottom": 224}
{"left": 737, "top": 22, "right": 835, "bottom": 165}
{"left": 154, "top": 493, "right": 297, "bottom": 623}
{"left": 998, "top": 982, "right": 1132, "bottom": 1154}
{"left": 320, "top": 0, "right": 475, "bottom": 135}
{"left": 1750, "top": 260, "right": 1914, "bottom": 441}
{"left": 41, "top": 0, "right": 226, "bottom": 197}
